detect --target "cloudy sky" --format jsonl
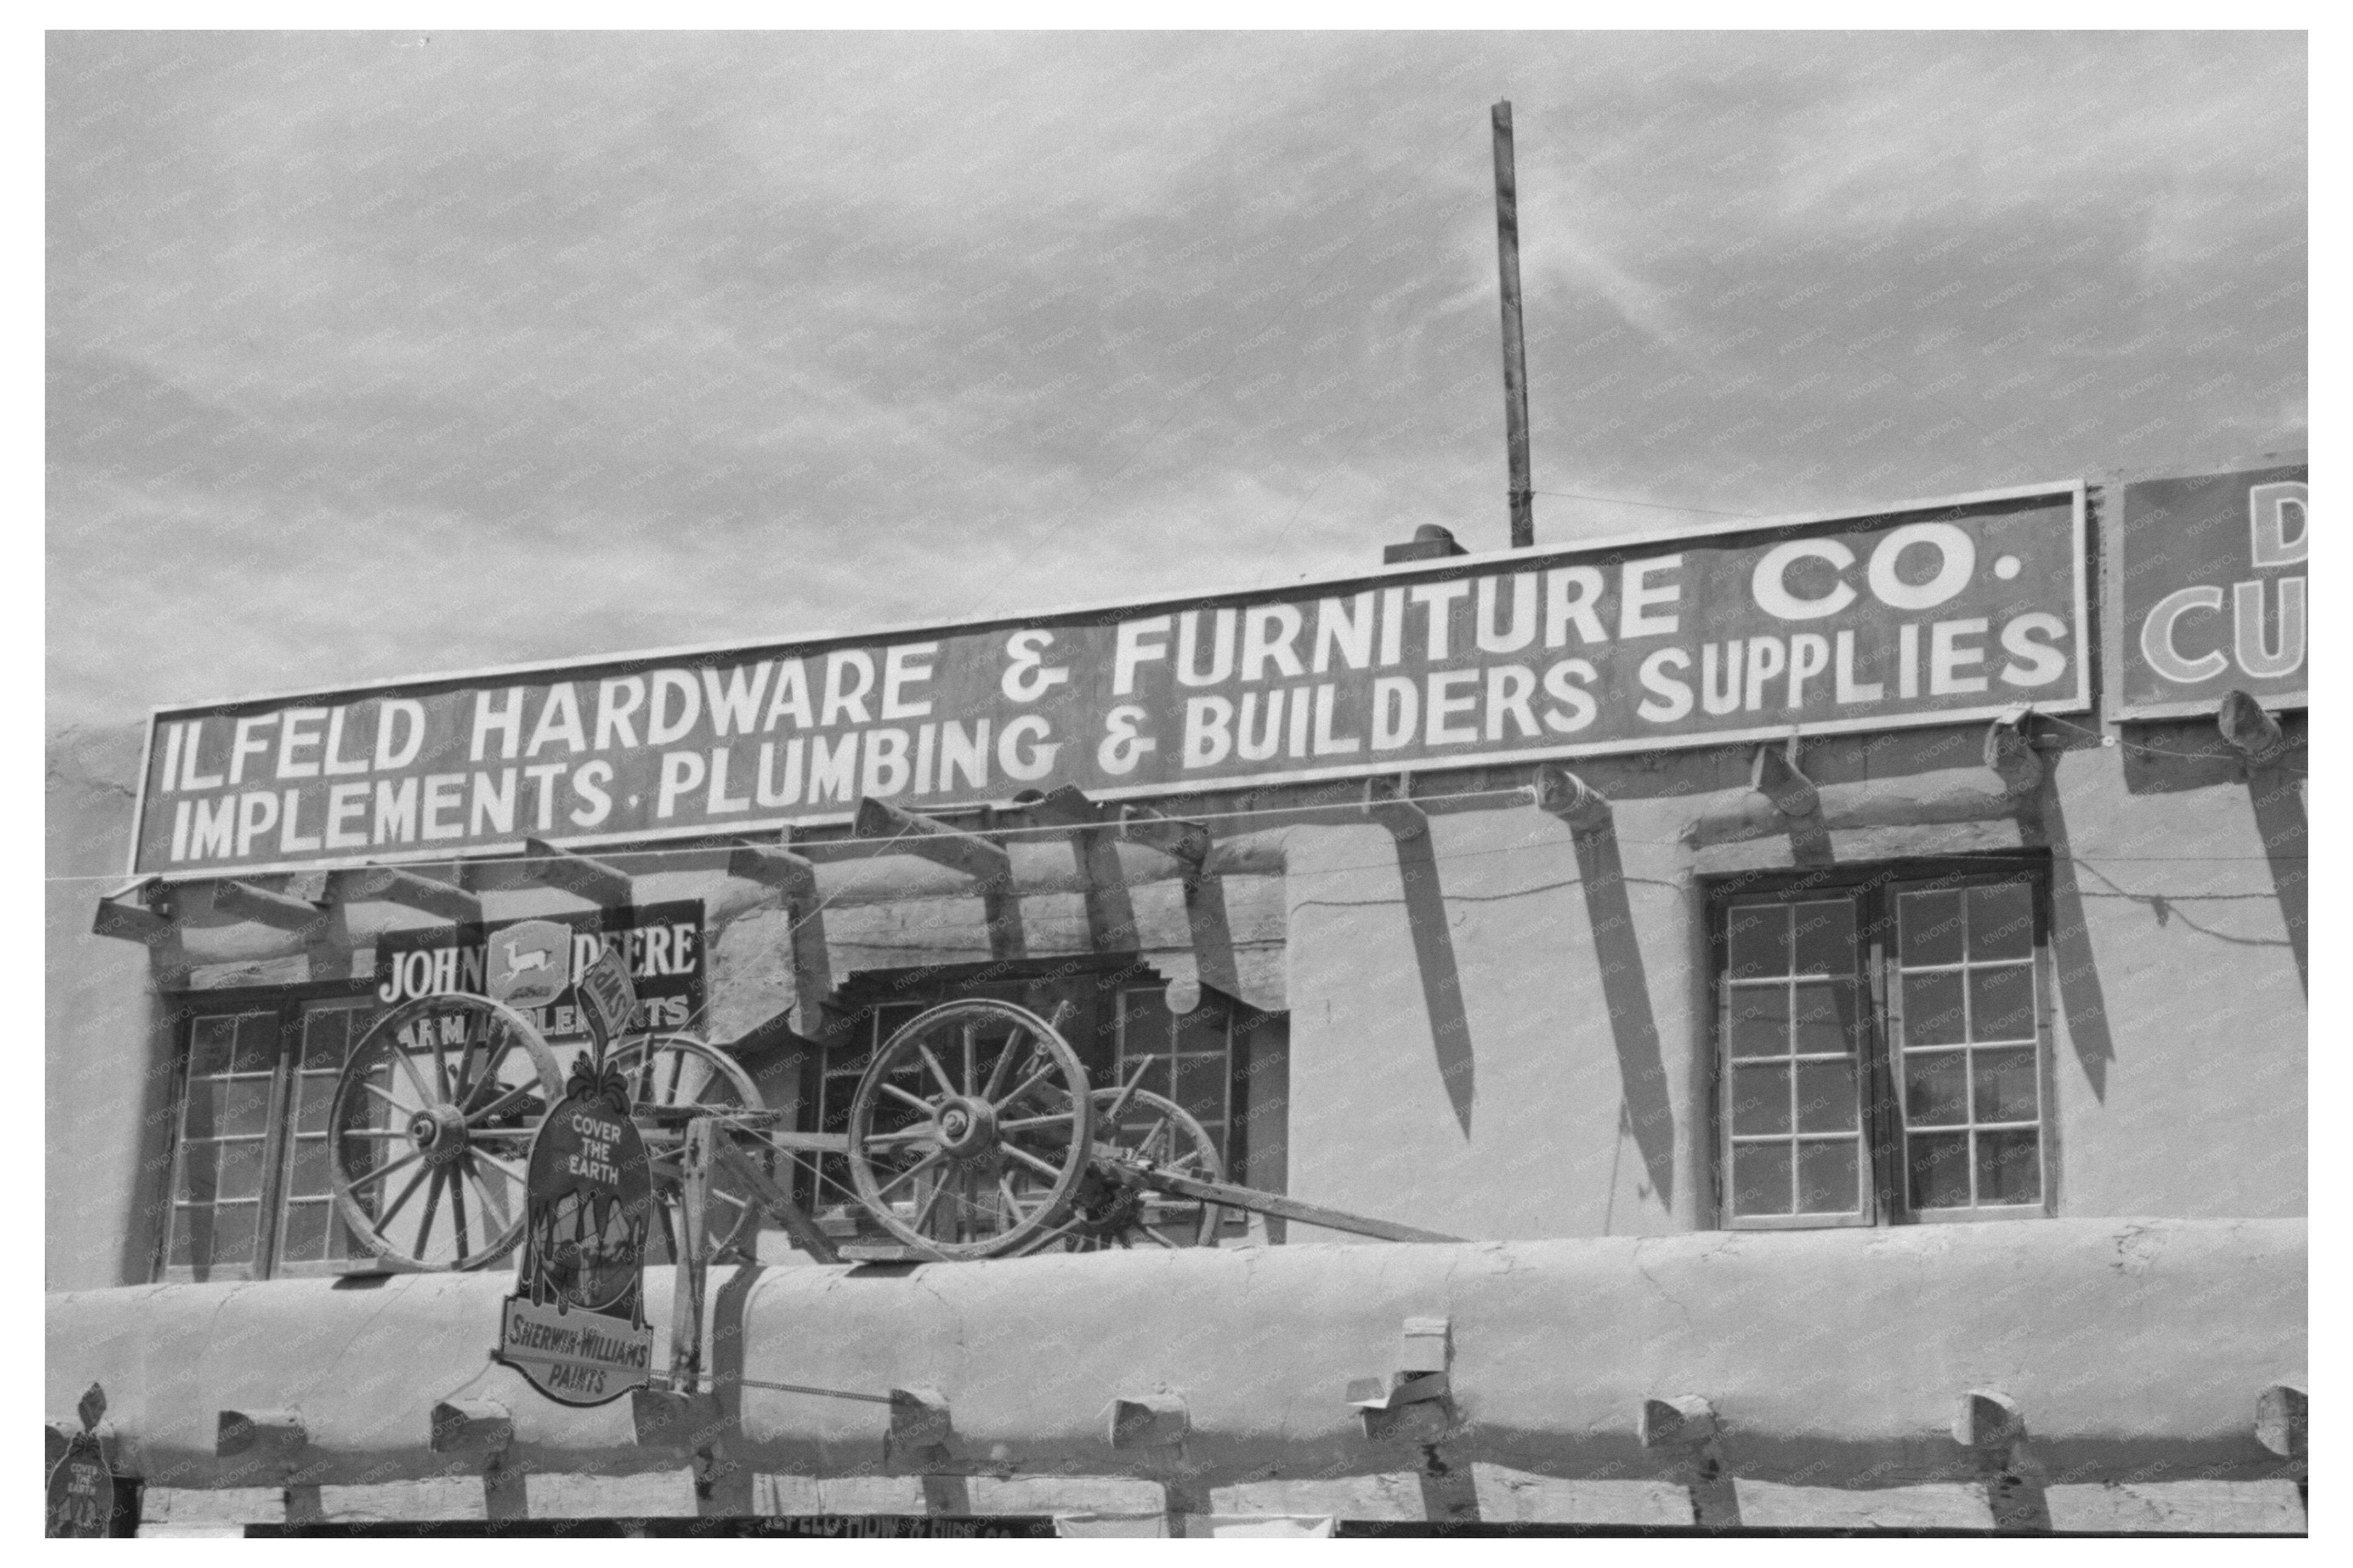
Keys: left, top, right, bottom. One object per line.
{"left": 47, "top": 30, "right": 2306, "bottom": 730}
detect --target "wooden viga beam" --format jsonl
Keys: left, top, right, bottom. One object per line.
{"left": 1118, "top": 801, "right": 1211, "bottom": 871}
{"left": 2218, "top": 688, "right": 2290, "bottom": 765}
{"left": 725, "top": 838, "right": 818, "bottom": 900}
{"left": 512, "top": 837, "right": 633, "bottom": 906}
{"left": 214, "top": 878, "right": 330, "bottom": 932}
{"left": 1531, "top": 764, "right": 1613, "bottom": 832}
{"left": 91, "top": 879, "right": 172, "bottom": 945}
{"left": 328, "top": 864, "right": 481, "bottom": 925}
{"left": 1750, "top": 736, "right": 1820, "bottom": 819}
{"left": 849, "top": 797, "right": 1011, "bottom": 889}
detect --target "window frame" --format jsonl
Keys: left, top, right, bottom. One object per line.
{"left": 1708, "top": 856, "right": 2058, "bottom": 1232}
{"left": 796, "top": 958, "right": 1280, "bottom": 1239}
{"left": 152, "top": 979, "right": 382, "bottom": 1283}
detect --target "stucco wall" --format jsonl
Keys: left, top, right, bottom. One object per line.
{"left": 47, "top": 1219, "right": 2305, "bottom": 1495}
{"left": 1278, "top": 719, "right": 2305, "bottom": 1241}
{"left": 47, "top": 722, "right": 164, "bottom": 1292}
{"left": 44, "top": 699, "right": 2306, "bottom": 1289}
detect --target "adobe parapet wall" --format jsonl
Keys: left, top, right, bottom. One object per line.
{"left": 50, "top": 1217, "right": 2303, "bottom": 1507}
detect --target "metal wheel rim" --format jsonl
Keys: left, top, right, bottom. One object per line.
{"left": 1041, "top": 1087, "right": 1225, "bottom": 1253}
{"left": 845, "top": 999, "right": 1095, "bottom": 1260}
{"left": 609, "top": 1031, "right": 768, "bottom": 1263}
{"left": 328, "top": 993, "right": 562, "bottom": 1271}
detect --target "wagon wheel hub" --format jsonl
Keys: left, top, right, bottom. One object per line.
{"left": 932, "top": 1096, "right": 999, "bottom": 1161}
{"left": 410, "top": 1104, "right": 470, "bottom": 1167}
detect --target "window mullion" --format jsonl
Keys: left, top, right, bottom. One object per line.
{"left": 1864, "top": 884, "right": 1899, "bottom": 1224}
{"left": 253, "top": 1004, "right": 302, "bottom": 1280}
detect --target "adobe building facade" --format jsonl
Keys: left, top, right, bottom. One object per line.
{"left": 46, "top": 463, "right": 2306, "bottom": 1534}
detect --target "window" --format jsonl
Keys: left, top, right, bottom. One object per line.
{"left": 161, "top": 996, "right": 380, "bottom": 1280}
{"left": 800, "top": 962, "right": 1283, "bottom": 1243}
{"left": 1716, "top": 864, "right": 2052, "bottom": 1228}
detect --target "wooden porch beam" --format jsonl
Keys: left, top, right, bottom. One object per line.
{"left": 215, "top": 879, "right": 330, "bottom": 932}
{"left": 850, "top": 797, "right": 1012, "bottom": 889}
{"left": 1118, "top": 803, "right": 1211, "bottom": 872}
{"left": 329, "top": 864, "right": 481, "bottom": 926}
{"left": 726, "top": 840, "right": 819, "bottom": 900}
{"left": 511, "top": 837, "right": 633, "bottom": 907}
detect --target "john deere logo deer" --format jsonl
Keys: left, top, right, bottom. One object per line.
{"left": 496, "top": 1057, "right": 656, "bottom": 1407}
{"left": 487, "top": 918, "right": 570, "bottom": 1011}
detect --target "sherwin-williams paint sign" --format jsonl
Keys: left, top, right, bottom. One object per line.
{"left": 2109, "top": 461, "right": 2307, "bottom": 719}
{"left": 132, "top": 481, "right": 2086, "bottom": 876}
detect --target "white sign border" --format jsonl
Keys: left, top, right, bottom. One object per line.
{"left": 130, "top": 478, "right": 2089, "bottom": 880}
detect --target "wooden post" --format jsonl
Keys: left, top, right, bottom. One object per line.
{"left": 669, "top": 1116, "right": 714, "bottom": 1397}
{"left": 1492, "top": 99, "right": 1535, "bottom": 549}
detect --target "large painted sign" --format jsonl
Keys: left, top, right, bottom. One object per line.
{"left": 496, "top": 1056, "right": 657, "bottom": 1407}
{"left": 375, "top": 901, "right": 705, "bottom": 1039}
{"left": 131, "top": 481, "right": 2086, "bottom": 876}
{"left": 2107, "top": 461, "right": 2307, "bottom": 719}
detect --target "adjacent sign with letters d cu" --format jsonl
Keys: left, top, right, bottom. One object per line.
{"left": 2108, "top": 460, "right": 2307, "bottom": 719}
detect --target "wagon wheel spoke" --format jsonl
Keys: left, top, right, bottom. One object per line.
{"left": 424, "top": 1016, "right": 460, "bottom": 1109}
{"left": 980, "top": 1032, "right": 1026, "bottom": 1103}
{"left": 874, "top": 1148, "right": 946, "bottom": 1200}
{"left": 346, "top": 1145, "right": 425, "bottom": 1193}
{"left": 390, "top": 1044, "right": 438, "bottom": 1107}
{"left": 999, "top": 1111, "right": 1076, "bottom": 1134}
{"left": 1099, "top": 1059, "right": 1153, "bottom": 1132}
{"left": 462, "top": 1024, "right": 518, "bottom": 1113}
{"left": 860, "top": 1128, "right": 937, "bottom": 1149}
{"left": 911, "top": 1170, "right": 952, "bottom": 1235}
{"left": 413, "top": 1167, "right": 446, "bottom": 1257}
{"left": 463, "top": 1083, "right": 537, "bottom": 1128}
{"left": 464, "top": 1164, "right": 511, "bottom": 1233}
{"left": 341, "top": 1127, "right": 409, "bottom": 1142}
{"left": 376, "top": 1162, "right": 433, "bottom": 1230}
{"left": 450, "top": 1166, "right": 472, "bottom": 1260}
{"left": 1000, "top": 1142, "right": 1064, "bottom": 1183}
{"left": 916, "top": 1044, "right": 958, "bottom": 1101}
{"left": 994, "top": 1064, "right": 1060, "bottom": 1113}
{"left": 472, "top": 1147, "right": 526, "bottom": 1190}
{"left": 446, "top": 1010, "right": 484, "bottom": 1107}
{"left": 997, "top": 1173, "right": 1028, "bottom": 1223}
{"left": 961, "top": 1024, "right": 978, "bottom": 1097}
{"left": 361, "top": 1078, "right": 409, "bottom": 1118}
{"left": 881, "top": 1081, "right": 937, "bottom": 1117}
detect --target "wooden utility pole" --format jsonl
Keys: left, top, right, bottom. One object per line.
{"left": 1492, "top": 100, "right": 1535, "bottom": 549}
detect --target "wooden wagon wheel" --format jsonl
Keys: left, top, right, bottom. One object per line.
{"left": 844, "top": 999, "right": 1096, "bottom": 1260}
{"left": 609, "top": 1032, "right": 770, "bottom": 1264}
{"left": 329, "top": 993, "right": 563, "bottom": 1271}
{"left": 1024, "top": 1087, "right": 1226, "bottom": 1254}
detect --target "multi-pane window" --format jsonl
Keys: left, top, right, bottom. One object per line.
{"left": 1892, "top": 882, "right": 2044, "bottom": 1210}
{"left": 1716, "top": 866, "right": 2051, "bottom": 1229}
{"left": 800, "top": 967, "right": 1277, "bottom": 1241}
{"left": 1112, "top": 985, "right": 1236, "bottom": 1165}
{"left": 163, "top": 998, "right": 377, "bottom": 1280}
{"left": 165, "top": 1010, "right": 280, "bottom": 1276}
{"left": 1723, "top": 900, "right": 1866, "bottom": 1220}
{"left": 275, "top": 1003, "right": 374, "bottom": 1269}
